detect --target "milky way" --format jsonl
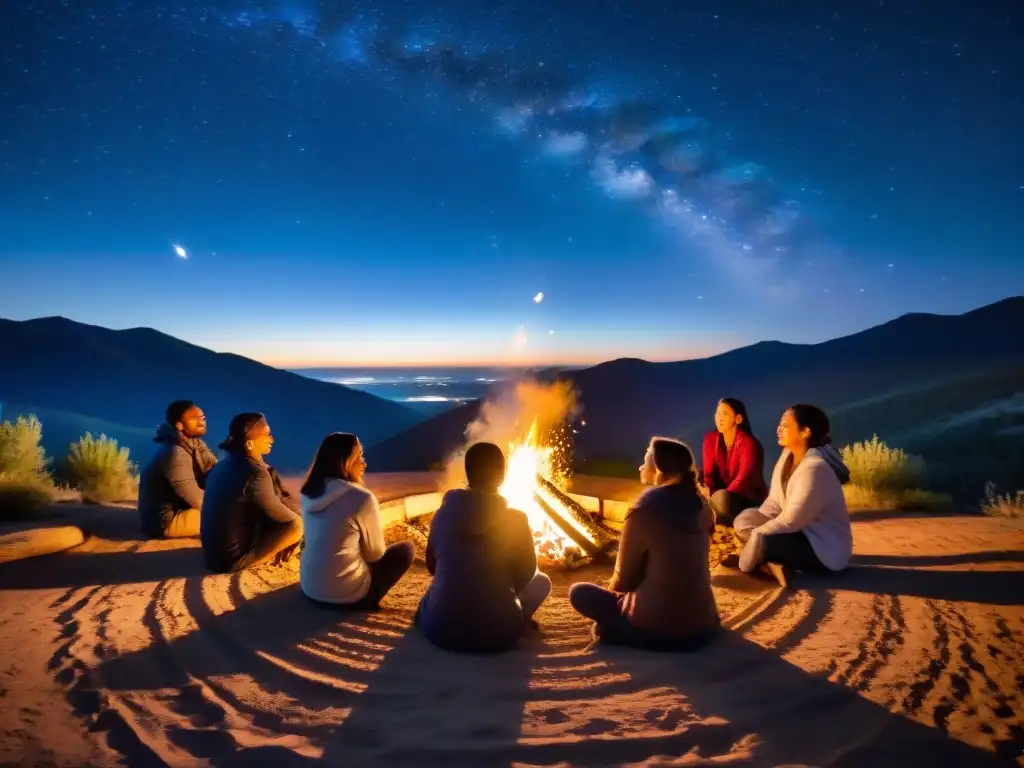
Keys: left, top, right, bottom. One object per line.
{"left": 210, "top": 3, "right": 820, "bottom": 284}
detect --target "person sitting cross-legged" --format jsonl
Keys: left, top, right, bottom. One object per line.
{"left": 416, "top": 441, "right": 551, "bottom": 654}
{"left": 701, "top": 397, "right": 768, "bottom": 527}
{"left": 138, "top": 400, "right": 219, "bottom": 539}
{"left": 300, "top": 432, "right": 415, "bottom": 610}
{"left": 733, "top": 404, "right": 853, "bottom": 589}
{"left": 569, "top": 437, "right": 721, "bottom": 651}
{"left": 200, "top": 413, "right": 303, "bottom": 574}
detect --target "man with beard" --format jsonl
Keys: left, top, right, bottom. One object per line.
{"left": 138, "top": 400, "right": 219, "bottom": 538}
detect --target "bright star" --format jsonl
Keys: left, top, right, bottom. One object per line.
{"left": 173, "top": 244, "right": 188, "bottom": 259}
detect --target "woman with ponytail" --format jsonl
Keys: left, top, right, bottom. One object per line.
{"left": 568, "top": 437, "right": 720, "bottom": 651}
{"left": 200, "top": 413, "right": 304, "bottom": 573}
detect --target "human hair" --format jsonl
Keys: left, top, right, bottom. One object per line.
{"left": 166, "top": 399, "right": 197, "bottom": 426}
{"left": 650, "top": 437, "right": 699, "bottom": 490}
{"left": 719, "top": 397, "right": 754, "bottom": 437}
{"left": 465, "top": 442, "right": 506, "bottom": 491}
{"left": 301, "top": 432, "right": 360, "bottom": 498}
{"left": 787, "top": 404, "right": 832, "bottom": 448}
{"left": 218, "top": 412, "right": 266, "bottom": 453}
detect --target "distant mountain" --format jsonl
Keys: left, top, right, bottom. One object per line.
{"left": 366, "top": 297, "right": 1024, "bottom": 482}
{"left": 0, "top": 317, "right": 422, "bottom": 472}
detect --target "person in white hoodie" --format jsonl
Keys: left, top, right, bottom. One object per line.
{"left": 733, "top": 404, "right": 852, "bottom": 588}
{"left": 299, "top": 432, "right": 414, "bottom": 609}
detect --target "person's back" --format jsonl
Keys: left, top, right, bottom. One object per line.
{"left": 301, "top": 479, "right": 378, "bottom": 602}
{"left": 200, "top": 453, "right": 264, "bottom": 572}
{"left": 620, "top": 484, "right": 719, "bottom": 639}
{"left": 419, "top": 488, "right": 538, "bottom": 653}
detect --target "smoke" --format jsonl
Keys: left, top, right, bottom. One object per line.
{"left": 439, "top": 378, "right": 578, "bottom": 492}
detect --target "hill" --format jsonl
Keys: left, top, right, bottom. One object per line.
{"left": 0, "top": 317, "right": 422, "bottom": 472}
{"left": 366, "top": 297, "right": 1024, "bottom": 498}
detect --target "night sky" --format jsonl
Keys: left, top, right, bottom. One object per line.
{"left": 2, "top": 1, "right": 1021, "bottom": 366}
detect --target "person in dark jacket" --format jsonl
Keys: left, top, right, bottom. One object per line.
{"left": 137, "top": 400, "right": 219, "bottom": 538}
{"left": 417, "top": 442, "right": 551, "bottom": 654}
{"left": 569, "top": 437, "right": 721, "bottom": 651}
{"left": 701, "top": 398, "right": 768, "bottom": 526}
{"left": 200, "top": 412, "right": 303, "bottom": 573}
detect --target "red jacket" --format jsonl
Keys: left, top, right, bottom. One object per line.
{"left": 701, "top": 429, "right": 768, "bottom": 503}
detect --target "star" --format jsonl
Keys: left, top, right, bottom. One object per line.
{"left": 173, "top": 244, "right": 188, "bottom": 259}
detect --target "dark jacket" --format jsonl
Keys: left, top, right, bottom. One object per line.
{"left": 418, "top": 489, "right": 537, "bottom": 653}
{"left": 200, "top": 453, "right": 301, "bottom": 573}
{"left": 701, "top": 429, "right": 769, "bottom": 503}
{"left": 138, "top": 424, "right": 219, "bottom": 538}
{"left": 611, "top": 483, "right": 720, "bottom": 641}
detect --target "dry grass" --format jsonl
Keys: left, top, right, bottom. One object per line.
{"left": 980, "top": 482, "right": 1024, "bottom": 519}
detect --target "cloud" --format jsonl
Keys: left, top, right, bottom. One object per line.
{"left": 591, "top": 155, "right": 653, "bottom": 199}
{"left": 542, "top": 131, "right": 587, "bottom": 156}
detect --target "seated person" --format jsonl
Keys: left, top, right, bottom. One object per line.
{"left": 569, "top": 437, "right": 720, "bottom": 651}
{"left": 300, "top": 432, "right": 414, "bottom": 610}
{"left": 734, "top": 404, "right": 852, "bottom": 588}
{"left": 137, "top": 400, "right": 218, "bottom": 538}
{"left": 701, "top": 398, "right": 768, "bottom": 527}
{"left": 200, "top": 413, "right": 303, "bottom": 573}
{"left": 417, "top": 442, "right": 551, "bottom": 654}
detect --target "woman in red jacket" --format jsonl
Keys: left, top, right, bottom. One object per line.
{"left": 701, "top": 398, "right": 768, "bottom": 526}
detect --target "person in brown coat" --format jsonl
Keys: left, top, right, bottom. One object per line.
{"left": 569, "top": 436, "right": 721, "bottom": 651}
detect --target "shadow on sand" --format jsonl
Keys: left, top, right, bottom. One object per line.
{"left": 73, "top": 568, "right": 1017, "bottom": 767}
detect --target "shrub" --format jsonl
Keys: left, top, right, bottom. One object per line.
{"left": 0, "top": 415, "right": 51, "bottom": 479}
{"left": 60, "top": 432, "right": 139, "bottom": 504}
{"left": 980, "top": 482, "right": 1024, "bottom": 519}
{"left": 0, "top": 415, "right": 57, "bottom": 518}
{"left": 840, "top": 435, "right": 926, "bottom": 492}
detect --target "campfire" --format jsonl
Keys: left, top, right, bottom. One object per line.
{"left": 498, "top": 419, "right": 616, "bottom": 567}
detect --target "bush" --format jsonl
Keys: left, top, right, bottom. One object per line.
{"left": 0, "top": 415, "right": 57, "bottom": 518}
{"left": 0, "top": 415, "right": 51, "bottom": 479}
{"left": 59, "top": 432, "right": 139, "bottom": 504}
{"left": 980, "top": 482, "right": 1024, "bottom": 519}
{"left": 841, "top": 435, "right": 926, "bottom": 492}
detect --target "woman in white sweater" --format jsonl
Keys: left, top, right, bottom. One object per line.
{"left": 299, "top": 432, "right": 414, "bottom": 609}
{"left": 733, "top": 404, "right": 852, "bottom": 588}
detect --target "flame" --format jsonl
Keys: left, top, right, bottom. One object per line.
{"left": 498, "top": 420, "right": 574, "bottom": 562}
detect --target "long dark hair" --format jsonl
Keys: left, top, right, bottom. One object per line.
{"left": 787, "top": 404, "right": 832, "bottom": 448}
{"left": 650, "top": 437, "right": 699, "bottom": 492}
{"left": 719, "top": 397, "right": 754, "bottom": 437}
{"left": 218, "top": 412, "right": 265, "bottom": 453}
{"left": 301, "top": 432, "right": 360, "bottom": 499}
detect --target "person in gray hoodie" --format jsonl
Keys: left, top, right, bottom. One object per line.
{"left": 733, "top": 404, "right": 853, "bottom": 588}
{"left": 299, "top": 432, "right": 414, "bottom": 609}
{"left": 416, "top": 442, "right": 552, "bottom": 654}
{"left": 137, "top": 400, "right": 218, "bottom": 538}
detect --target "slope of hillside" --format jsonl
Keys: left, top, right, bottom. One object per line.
{"left": 0, "top": 401, "right": 152, "bottom": 464}
{"left": 0, "top": 317, "right": 422, "bottom": 471}
{"left": 366, "top": 297, "right": 1024, "bottom": 490}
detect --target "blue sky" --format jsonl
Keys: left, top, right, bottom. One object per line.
{"left": 1, "top": 0, "right": 1021, "bottom": 366}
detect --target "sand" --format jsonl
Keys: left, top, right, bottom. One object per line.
{"left": 1, "top": 481, "right": 1022, "bottom": 766}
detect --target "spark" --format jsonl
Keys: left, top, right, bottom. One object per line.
{"left": 173, "top": 243, "right": 189, "bottom": 259}
{"left": 533, "top": 291, "right": 544, "bottom": 304}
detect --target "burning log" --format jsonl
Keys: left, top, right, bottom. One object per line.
{"left": 535, "top": 475, "right": 619, "bottom": 554}
{"left": 532, "top": 491, "right": 607, "bottom": 559}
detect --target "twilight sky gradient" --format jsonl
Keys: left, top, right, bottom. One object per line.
{"left": 2, "top": 1, "right": 1021, "bottom": 366}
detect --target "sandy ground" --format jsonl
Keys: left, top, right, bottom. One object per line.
{"left": 0, "top": 479, "right": 1022, "bottom": 766}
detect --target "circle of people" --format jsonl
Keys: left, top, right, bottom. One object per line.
{"left": 137, "top": 397, "right": 852, "bottom": 654}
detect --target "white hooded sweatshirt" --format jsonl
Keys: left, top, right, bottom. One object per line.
{"left": 300, "top": 479, "right": 386, "bottom": 604}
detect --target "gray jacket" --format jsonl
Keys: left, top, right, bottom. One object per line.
{"left": 138, "top": 423, "right": 219, "bottom": 538}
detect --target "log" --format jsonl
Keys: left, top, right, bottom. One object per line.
{"left": 536, "top": 475, "right": 619, "bottom": 552}
{"left": 532, "top": 492, "right": 606, "bottom": 559}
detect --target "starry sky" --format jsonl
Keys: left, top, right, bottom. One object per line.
{"left": 2, "top": 1, "right": 1021, "bottom": 367}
